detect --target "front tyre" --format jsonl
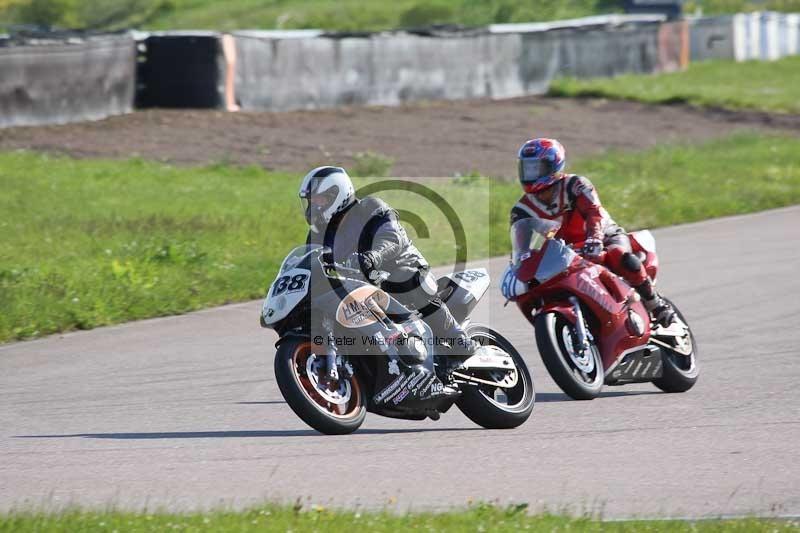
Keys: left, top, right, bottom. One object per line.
{"left": 456, "top": 325, "right": 535, "bottom": 429}
{"left": 534, "top": 312, "right": 604, "bottom": 400}
{"left": 274, "top": 337, "right": 366, "bottom": 435}
{"left": 652, "top": 298, "right": 699, "bottom": 393}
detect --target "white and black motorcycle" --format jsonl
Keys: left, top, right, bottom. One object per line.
{"left": 261, "top": 244, "right": 535, "bottom": 434}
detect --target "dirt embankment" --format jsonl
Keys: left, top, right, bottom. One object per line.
{"left": 1, "top": 96, "right": 798, "bottom": 178}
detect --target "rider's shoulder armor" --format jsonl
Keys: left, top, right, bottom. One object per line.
{"left": 510, "top": 202, "right": 532, "bottom": 224}
{"left": 564, "top": 174, "right": 599, "bottom": 207}
{"left": 356, "top": 196, "right": 396, "bottom": 221}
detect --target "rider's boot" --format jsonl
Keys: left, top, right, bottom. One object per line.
{"left": 430, "top": 305, "right": 479, "bottom": 358}
{"left": 635, "top": 278, "right": 676, "bottom": 327}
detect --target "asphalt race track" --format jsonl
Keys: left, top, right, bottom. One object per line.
{"left": 1, "top": 207, "right": 799, "bottom": 518}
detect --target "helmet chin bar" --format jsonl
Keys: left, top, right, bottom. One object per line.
{"left": 523, "top": 174, "right": 560, "bottom": 194}
{"left": 306, "top": 204, "right": 329, "bottom": 234}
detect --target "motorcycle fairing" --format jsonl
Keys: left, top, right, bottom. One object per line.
{"left": 605, "top": 345, "right": 664, "bottom": 385}
{"left": 262, "top": 266, "right": 311, "bottom": 326}
{"left": 629, "top": 230, "right": 659, "bottom": 282}
{"left": 436, "top": 268, "right": 490, "bottom": 324}
{"left": 534, "top": 264, "right": 653, "bottom": 372}
{"left": 372, "top": 362, "right": 445, "bottom": 408}
{"left": 307, "top": 278, "right": 451, "bottom": 412}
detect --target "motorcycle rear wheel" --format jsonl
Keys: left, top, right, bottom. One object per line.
{"left": 456, "top": 325, "right": 535, "bottom": 429}
{"left": 274, "top": 337, "right": 366, "bottom": 435}
{"left": 535, "top": 312, "right": 604, "bottom": 400}
{"left": 652, "top": 298, "right": 699, "bottom": 393}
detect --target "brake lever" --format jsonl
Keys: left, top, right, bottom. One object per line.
{"left": 325, "top": 263, "right": 389, "bottom": 286}
{"left": 325, "top": 262, "right": 361, "bottom": 275}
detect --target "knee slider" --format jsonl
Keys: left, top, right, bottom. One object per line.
{"left": 621, "top": 252, "right": 642, "bottom": 273}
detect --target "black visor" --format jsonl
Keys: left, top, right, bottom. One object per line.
{"left": 518, "top": 158, "right": 555, "bottom": 183}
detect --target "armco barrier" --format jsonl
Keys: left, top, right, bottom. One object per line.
{"left": 0, "top": 34, "right": 135, "bottom": 128}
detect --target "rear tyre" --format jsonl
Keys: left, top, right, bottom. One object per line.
{"left": 456, "top": 325, "right": 535, "bottom": 429}
{"left": 274, "top": 337, "right": 366, "bottom": 435}
{"left": 652, "top": 298, "right": 698, "bottom": 393}
{"left": 534, "top": 312, "right": 603, "bottom": 400}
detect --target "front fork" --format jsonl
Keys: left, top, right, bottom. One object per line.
{"left": 321, "top": 330, "right": 353, "bottom": 382}
{"left": 324, "top": 331, "right": 339, "bottom": 381}
{"left": 569, "top": 296, "right": 593, "bottom": 355}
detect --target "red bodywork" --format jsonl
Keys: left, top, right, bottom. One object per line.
{"left": 516, "top": 236, "right": 658, "bottom": 373}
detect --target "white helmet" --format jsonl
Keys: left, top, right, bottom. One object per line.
{"left": 298, "top": 166, "right": 356, "bottom": 232}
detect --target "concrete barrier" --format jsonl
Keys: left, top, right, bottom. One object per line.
{"left": 689, "top": 16, "right": 735, "bottom": 61}
{"left": 234, "top": 31, "right": 525, "bottom": 111}
{"left": 0, "top": 34, "right": 135, "bottom": 128}
{"left": 233, "top": 20, "right": 665, "bottom": 112}
{"left": 19, "top": 11, "right": 796, "bottom": 123}
{"left": 536, "top": 22, "right": 662, "bottom": 78}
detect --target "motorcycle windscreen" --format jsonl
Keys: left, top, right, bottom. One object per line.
{"left": 534, "top": 240, "right": 577, "bottom": 284}
{"left": 510, "top": 217, "right": 561, "bottom": 266}
{"left": 279, "top": 244, "right": 324, "bottom": 273}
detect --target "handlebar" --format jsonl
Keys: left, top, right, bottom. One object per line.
{"left": 324, "top": 262, "right": 391, "bottom": 285}
{"left": 566, "top": 243, "right": 606, "bottom": 264}
{"left": 326, "top": 262, "right": 361, "bottom": 275}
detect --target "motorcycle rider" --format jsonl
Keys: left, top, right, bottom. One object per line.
{"left": 299, "top": 165, "right": 478, "bottom": 357}
{"left": 509, "top": 138, "right": 675, "bottom": 326}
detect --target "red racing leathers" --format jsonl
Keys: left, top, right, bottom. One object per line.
{"left": 509, "top": 174, "right": 648, "bottom": 289}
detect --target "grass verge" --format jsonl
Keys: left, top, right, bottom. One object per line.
{"left": 2, "top": 132, "right": 800, "bottom": 342}
{"left": 0, "top": 504, "right": 798, "bottom": 532}
{"left": 4, "top": 0, "right": 800, "bottom": 32}
{"left": 548, "top": 57, "right": 800, "bottom": 114}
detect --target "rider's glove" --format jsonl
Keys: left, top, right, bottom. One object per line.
{"left": 582, "top": 238, "right": 604, "bottom": 259}
{"left": 345, "top": 251, "right": 377, "bottom": 275}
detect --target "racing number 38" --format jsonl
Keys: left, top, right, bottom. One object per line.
{"left": 454, "top": 270, "right": 487, "bottom": 283}
{"left": 272, "top": 274, "right": 308, "bottom": 296}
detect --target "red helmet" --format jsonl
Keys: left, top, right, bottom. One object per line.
{"left": 518, "top": 138, "right": 566, "bottom": 194}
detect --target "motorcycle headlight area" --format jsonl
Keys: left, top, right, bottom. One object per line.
{"left": 500, "top": 265, "right": 527, "bottom": 300}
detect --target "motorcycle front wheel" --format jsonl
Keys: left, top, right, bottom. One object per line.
{"left": 534, "top": 312, "right": 604, "bottom": 400}
{"left": 455, "top": 325, "right": 535, "bottom": 429}
{"left": 274, "top": 337, "right": 366, "bottom": 435}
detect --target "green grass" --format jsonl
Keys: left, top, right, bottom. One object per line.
{"left": 688, "top": 0, "right": 800, "bottom": 16}
{"left": 1, "top": 504, "right": 798, "bottom": 532}
{"left": 121, "top": 0, "right": 615, "bottom": 32}
{"left": 2, "top": 132, "right": 800, "bottom": 343}
{"left": 4, "top": 0, "right": 800, "bottom": 32}
{"left": 0, "top": 0, "right": 618, "bottom": 32}
{"left": 106, "top": 0, "right": 800, "bottom": 32}
{"left": 548, "top": 57, "right": 800, "bottom": 114}
{"left": 0, "top": 155, "right": 499, "bottom": 342}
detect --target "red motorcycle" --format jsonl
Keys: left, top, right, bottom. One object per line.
{"left": 501, "top": 217, "right": 698, "bottom": 400}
